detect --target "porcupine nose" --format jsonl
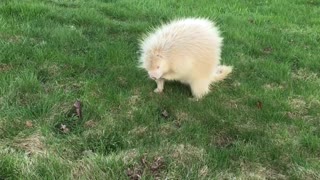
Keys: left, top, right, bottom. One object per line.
{"left": 148, "top": 72, "right": 158, "bottom": 80}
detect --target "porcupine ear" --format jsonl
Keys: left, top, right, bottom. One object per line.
{"left": 155, "top": 50, "right": 164, "bottom": 59}
{"left": 156, "top": 54, "right": 163, "bottom": 58}
{"left": 150, "top": 48, "right": 164, "bottom": 59}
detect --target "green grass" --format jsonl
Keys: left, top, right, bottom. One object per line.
{"left": 0, "top": 0, "right": 319, "bottom": 179}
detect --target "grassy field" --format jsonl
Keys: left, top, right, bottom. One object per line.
{"left": 0, "top": 0, "right": 319, "bottom": 179}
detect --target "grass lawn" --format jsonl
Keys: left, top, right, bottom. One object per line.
{"left": 0, "top": 0, "right": 320, "bottom": 179}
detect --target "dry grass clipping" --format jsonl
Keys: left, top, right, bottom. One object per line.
{"left": 287, "top": 97, "right": 308, "bottom": 119}
{"left": 292, "top": 68, "right": 318, "bottom": 81}
{"left": 13, "top": 133, "right": 46, "bottom": 156}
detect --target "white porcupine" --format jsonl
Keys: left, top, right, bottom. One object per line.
{"left": 138, "top": 18, "right": 232, "bottom": 99}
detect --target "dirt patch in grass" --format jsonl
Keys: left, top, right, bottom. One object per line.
{"left": 232, "top": 80, "right": 241, "bottom": 87}
{"left": 224, "top": 98, "right": 251, "bottom": 111}
{"left": 124, "top": 143, "right": 207, "bottom": 179}
{"left": 0, "top": 33, "right": 24, "bottom": 43}
{"left": 0, "top": 64, "right": 12, "bottom": 72}
{"left": 127, "top": 95, "right": 141, "bottom": 119}
{"left": 267, "top": 124, "right": 300, "bottom": 146}
{"left": 286, "top": 96, "right": 320, "bottom": 121}
{"left": 38, "top": 63, "right": 62, "bottom": 81}
{"left": 262, "top": 47, "right": 273, "bottom": 54}
{"left": 122, "top": 149, "right": 139, "bottom": 165}
{"left": 213, "top": 132, "right": 235, "bottom": 148}
{"left": 239, "top": 162, "right": 286, "bottom": 179}
{"left": 226, "top": 99, "right": 240, "bottom": 109}
{"left": 71, "top": 149, "right": 141, "bottom": 178}
{"left": 60, "top": 80, "right": 86, "bottom": 94}
{"left": 174, "top": 111, "right": 190, "bottom": 127}
{"left": 128, "top": 95, "right": 140, "bottom": 106}
{"left": 159, "top": 124, "right": 176, "bottom": 136}
{"left": 84, "top": 120, "right": 98, "bottom": 128}
{"left": 126, "top": 155, "right": 165, "bottom": 180}
{"left": 13, "top": 133, "right": 46, "bottom": 156}
{"left": 49, "top": 102, "right": 72, "bottom": 120}
{"left": 0, "top": 33, "right": 46, "bottom": 45}
{"left": 171, "top": 144, "right": 206, "bottom": 164}
{"left": 82, "top": 130, "right": 125, "bottom": 155}
{"left": 287, "top": 97, "right": 308, "bottom": 119}
{"left": 117, "top": 76, "right": 128, "bottom": 87}
{"left": 262, "top": 83, "right": 285, "bottom": 91}
{"left": 46, "top": 0, "right": 80, "bottom": 8}
{"left": 129, "top": 126, "right": 148, "bottom": 137}
{"left": 215, "top": 162, "right": 286, "bottom": 179}
{"left": 51, "top": 99, "right": 86, "bottom": 121}
{"left": 289, "top": 164, "right": 320, "bottom": 179}
{"left": 198, "top": 165, "right": 209, "bottom": 178}
{"left": 52, "top": 101, "right": 86, "bottom": 135}
{"left": 289, "top": 97, "right": 307, "bottom": 110}
{"left": 71, "top": 159, "right": 105, "bottom": 179}
{"left": 292, "top": 68, "right": 318, "bottom": 81}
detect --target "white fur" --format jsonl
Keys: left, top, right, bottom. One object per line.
{"left": 138, "top": 17, "right": 233, "bottom": 99}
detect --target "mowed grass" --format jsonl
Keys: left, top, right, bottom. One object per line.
{"left": 0, "top": 0, "right": 319, "bottom": 179}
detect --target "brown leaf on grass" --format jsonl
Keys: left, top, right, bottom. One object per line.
{"left": 141, "top": 155, "right": 165, "bottom": 178}
{"left": 60, "top": 124, "right": 70, "bottom": 133}
{"left": 257, "top": 101, "right": 263, "bottom": 110}
{"left": 126, "top": 167, "right": 143, "bottom": 180}
{"left": 25, "top": 121, "right": 33, "bottom": 128}
{"left": 161, "top": 110, "right": 169, "bottom": 119}
{"left": 174, "top": 121, "right": 182, "bottom": 128}
{"left": 141, "top": 155, "right": 148, "bottom": 167}
{"left": 150, "top": 156, "right": 165, "bottom": 173}
{"left": 126, "top": 155, "right": 165, "bottom": 180}
{"left": 248, "top": 19, "right": 255, "bottom": 24}
{"left": 263, "top": 47, "right": 272, "bottom": 54}
{"left": 73, "top": 100, "right": 82, "bottom": 118}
